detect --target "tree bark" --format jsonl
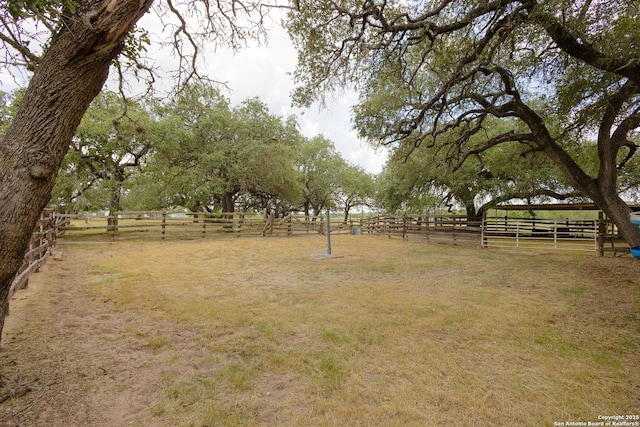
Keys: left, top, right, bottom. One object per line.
{"left": 343, "top": 200, "right": 352, "bottom": 224}
{"left": 107, "top": 181, "right": 122, "bottom": 230}
{"left": 464, "top": 202, "right": 481, "bottom": 225}
{"left": 303, "top": 200, "right": 310, "bottom": 221}
{"left": 221, "top": 191, "right": 235, "bottom": 214}
{"left": 516, "top": 102, "right": 640, "bottom": 247}
{"left": 0, "top": 0, "right": 153, "bottom": 344}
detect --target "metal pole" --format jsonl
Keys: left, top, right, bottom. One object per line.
{"left": 327, "top": 206, "right": 332, "bottom": 255}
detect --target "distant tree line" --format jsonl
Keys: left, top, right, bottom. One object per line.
{"left": 1, "top": 85, "right": 375, "bottom": 222}
{"left": 3, "top": 83, "right": 638, "bottom": 227}
{"left": 286, "top": 0, "right": 640, "bottom": 243}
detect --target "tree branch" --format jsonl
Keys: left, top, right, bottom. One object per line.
{"left": 531, "top": 4, "right": 640, "bottom": 85}
{"left": 450, "top": 131, "right": 534, "bottom": 172}
{"left": 0, "top": 16, "right": 41, "bottom": 68}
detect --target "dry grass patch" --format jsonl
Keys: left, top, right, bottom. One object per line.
{"left": 3, "top": 234, "right": 639, "bottom": 426}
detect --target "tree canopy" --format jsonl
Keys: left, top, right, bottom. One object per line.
{"left": 0, "top": 0, "right": 284, "bottom": 342}
{"left": 52, "top": 91, "right": 154, "bottom": 215}
{"left": 0, "top": 0, "right": 276, "bottom": 93}
{"left": 35, "top": 83, "right": 372, "bottom": 220}
{"left": 285, "top": 0, "right": 640, "bottom": 245}
{"left": 376, "top": 117, "right": 585, "bottom": 219}
{"left": 146, "top": 84, "right": 305, "bottom": 214}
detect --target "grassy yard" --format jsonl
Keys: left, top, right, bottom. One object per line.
{"left": 4, "top": 234, "right": 640, "bottom": 426}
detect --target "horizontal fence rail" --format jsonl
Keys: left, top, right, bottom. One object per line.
{"left": 360, "top": 214, "right": 623, "bottom": 254}
{"left": 360, "top": 214, "right": 482, "bottom": 246}
{"left": 57, "top": 211, "right": 355, "bottom": 241}
{"left": 482, "top": 217, "right": 599, "bottom": 252}
{"left": 9, "top": 208, "right": 63, "bottom": 303}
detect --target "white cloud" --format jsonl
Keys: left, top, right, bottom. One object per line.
{"left": 3, "top": 8, "right": 388, "bottom": 174}
{"left": 133, "top": 12, "right": 387, "bottom": 174}
{"left": 207, "top": 25, "right": 388, "bottom": 173}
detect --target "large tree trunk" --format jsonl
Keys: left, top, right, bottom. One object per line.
{"left": 221, "top": 191, "right": 235, "bottom": 214}
{"left": 0, "top": 0, "right": 153, "bottom": 344}
{"left": 518, "top": 102, "right": 640, "bottom": 247}
{"left": 343, "top": 201, "right": 351, "bottom": 224}
{"left": 593, "top": 190, "right": 640, "bottom": 244}
{"left": 221, "top": 191, "right": 235, "bottom": 229}
{"left": 107, "top": 178, "right": 124, "bottom": 230}
{"left": 303, "top": 200, "right": 311, "bottom": 221}
{"left": 548, "top": 156, "right": 640, "bottom": 247}
{"left": 464, "top": 202, "right": 481, "bottom": 225}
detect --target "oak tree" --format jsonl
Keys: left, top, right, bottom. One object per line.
{"left": 286, "top": 0, "right": 640, "bottom": 245}
{"left": 147, "top": 84, "right": 303, "bottom": 215}
{"left": 52, "top": 91, "right": 154, "bottom": 218}
{"left": 335, "top": 163, "right": 375, "bottom": 223}
{"left": 296, "top": 135, "right": 346, "bottom": 220}
{"left": 378, "top": 118, "right": 583, "bottom": 220}
{"left": 0, "top": 0, "right": 271, "bottom": 341}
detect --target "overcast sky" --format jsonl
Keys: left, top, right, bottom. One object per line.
{"left": 0, "top": 11, "right": 388, "bottom": 174}
{"left": 134, "top": 12, "right": 389, "bottom": 174}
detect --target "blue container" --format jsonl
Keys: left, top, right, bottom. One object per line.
{"left": 631, "top": 212, "right": 640, "bottom": 226}
{"left": 631, "top": 245, "right": 640, "bottom": 258}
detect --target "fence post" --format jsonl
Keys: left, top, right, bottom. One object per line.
{"left": 161, "top": 211, "right": 166, "bottom": 240}
{"left": 326, "top": 207, "right": 332, "bottom": 255}
{"left": 110, "top": 214, "right": 116, "bottom": 242}
{"left": 269, "top": 212, "right": 275, "bottom": 236}
{"left": 237, "top": 214, "right": 243, "bottom": 237}
{"left": 481, "top": 212, "right": 487, "bottom": 248}
{"left": 481, "top": 218, "right": 485, "bottom": 247}
{"left": 403, "top": 215, "right": 408, "bottom": 240}
{"left": 597, "top": 212, "right": 605, "bottom": 256}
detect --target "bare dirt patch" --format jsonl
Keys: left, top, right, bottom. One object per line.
{"left": 1, "top": 245, "right": 178, "bottom": 426}
{"left": 1, "top": 236, "right": 639, "bottom": 426}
